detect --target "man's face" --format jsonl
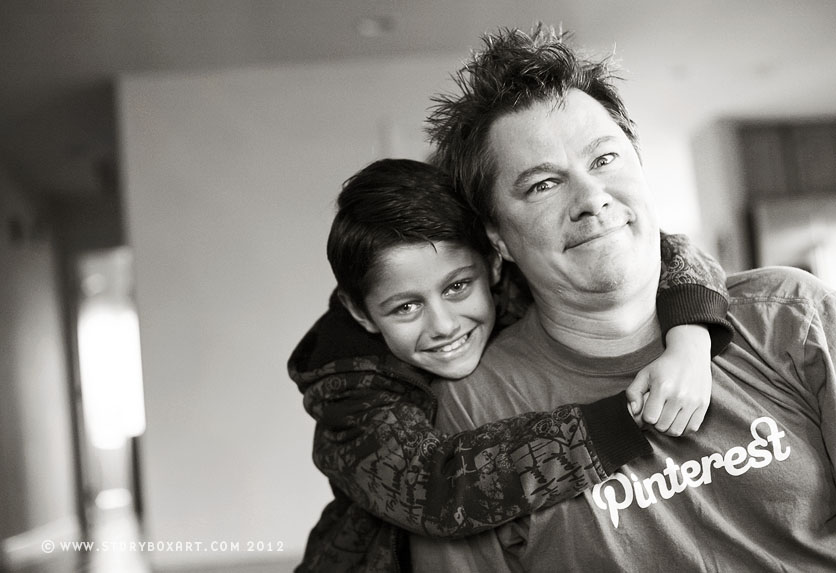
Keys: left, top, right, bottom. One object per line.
{"left": 485, "top": 89, "right": 660, "bottom": 305}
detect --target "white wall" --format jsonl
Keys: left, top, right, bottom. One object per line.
{"left": 0, "top": 164, "right": 77, "bottom": 559}
{"left": 691, "top": 121, "right": 750, "bottom": 272}
{"left": 118, "top": 55, "right": 461, "bottom": 569}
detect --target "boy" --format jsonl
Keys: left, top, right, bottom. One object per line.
{"left": 288, "top": 159, "right": 731, "bottom": 572}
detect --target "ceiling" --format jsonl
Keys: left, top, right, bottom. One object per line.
{"left": 2, "top": 0, "right": 836, "bottom": 198}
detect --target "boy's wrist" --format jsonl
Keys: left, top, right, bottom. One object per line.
{"left": 579, "top": 393, "right": 652, "bottom": 475}
{"left": 665, "top": 324, "right": 711, "bottom": 352}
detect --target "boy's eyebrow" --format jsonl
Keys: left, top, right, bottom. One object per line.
{"left": 376, "top": 290, "right": 419, "bottom": 310}
{"left": 440, "top": 264, "right": 478, "bottom": 285}
{"left": 375, "top": 264, "right": 479, "bottom": 309}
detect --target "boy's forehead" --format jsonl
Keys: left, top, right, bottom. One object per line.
{"left": 374, "top": 241, "right": 484, "bottom": 272}
{"left": 369, "top": 242, "right": 485, "bottom": 292}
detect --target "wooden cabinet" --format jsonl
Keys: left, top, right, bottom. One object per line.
{"left": 740, "top": 126, "right": 790, "bottom": 197}
{"left": 740, "top": 121, "right": 836, "bottom": 198}
{"left": 740, "top": 120, "right": 836, "bottom": 271}
{"left": 791, "top": 124, "right": 836, "bottom": 195}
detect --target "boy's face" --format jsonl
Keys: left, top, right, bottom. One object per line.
{"left": 345, "top": 241, "right": 498, "bottom": 380}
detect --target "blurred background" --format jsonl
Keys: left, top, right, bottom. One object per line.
{"left": 1, "top": 1, "right": 835, "bottom": 571}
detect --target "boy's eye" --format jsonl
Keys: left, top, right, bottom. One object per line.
{"left": 444, "top": 280, "right": 471, "bottom": 297}
{"left": 392, "top": 302, "right": 420, "bottom": 316}
{"left": 591, "top": 153, "right": 617, "bottom": 169}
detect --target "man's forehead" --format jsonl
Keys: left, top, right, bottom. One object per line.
{"left": 493, "top": 91, "right": 617, "bottom": 134}
{"left": 487, "top": 91, "right": 625, "bottom": 167}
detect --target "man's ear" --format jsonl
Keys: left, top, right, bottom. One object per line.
{"left": 486, "top": 223, "right": 515, "bottom": 263}
{"left": 337, "top": 290, "right": 380, "bottom": 334}
{"left": 488, "top": 249, "right": 503, "bottom": 286}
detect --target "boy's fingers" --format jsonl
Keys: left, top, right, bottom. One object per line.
{"left": 630, "top": 396, "right": 645, "bottom": 416}
{"left": 665, "top": 411, "right": 691, "bottom": 436}
{"left": 626, "top": 373, "right": 650, "bottom": 414}
{"left": 641, "top": 391, "right": 665, "bottom": 425}
{"left": 628, "top": 393, "right": 649, "bottom": 425}
{"left": 652, "top": 403, "right": 680, "bottom": 433}
{"left": 685, "top": 406, "right": 708, "bottom": 434}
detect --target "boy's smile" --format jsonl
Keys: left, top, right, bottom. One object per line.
{"left": 348, "top": 241, "right": 497, "bottom": 380}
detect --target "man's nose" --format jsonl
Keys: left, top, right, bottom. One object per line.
{"left": 426, "top": 302, "right": 460, "bottom": 339}
{"left": 568, "top": 173, "right": 613, "bottom": 221}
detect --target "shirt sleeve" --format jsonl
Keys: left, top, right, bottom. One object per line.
{"left": 801, "top": 287, "right": 836, "bottom": 478}
{"left": 657, "top": 232, "right": 733, "bottom": 356}
{"left": 303, "top": 367, "right": 650, "bottom": 539}
{"left": 411, "top": 528, "right": 521, "bottom": 573}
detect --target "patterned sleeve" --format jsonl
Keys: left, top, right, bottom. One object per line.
{"left": 302, "top": 362, "right": 650, "bottom": 539}
{"left": 658, "top": 232, "right": 733, "bottom": 356}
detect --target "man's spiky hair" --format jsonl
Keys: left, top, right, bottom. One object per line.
{"left": 426, "top": 23, "right": 639, "bottom": 223}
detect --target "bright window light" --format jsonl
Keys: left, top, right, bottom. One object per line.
{"left": 77, "top": 299, "right": 146, "bottom": 450}
{"left": 809, "top": 239, "right": 836, "bottom": 289}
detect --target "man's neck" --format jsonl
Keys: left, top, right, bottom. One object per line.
{"left": 532, "top": 287, "right": 661, "bottom": 357}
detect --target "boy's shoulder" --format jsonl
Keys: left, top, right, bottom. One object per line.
{"left": 289, "top": 291, "right": 390, "bottom": 378}
{"left": 288, "top": 290, "right": 430, "bottom": 388}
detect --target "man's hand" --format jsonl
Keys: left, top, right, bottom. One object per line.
{"left": 626, "top": 324, "right": 713, "bottom": 436}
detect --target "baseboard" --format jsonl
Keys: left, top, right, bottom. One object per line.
{"left": 155, "top": 553, "right": 300, "bottom": 573}
{"left": 0, "top": 514, "right": 81, "bottom": 569}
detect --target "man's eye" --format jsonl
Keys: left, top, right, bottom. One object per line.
{"left": 528, "top": 179, "right": 557, "bottom": 195}
{"left": 592, "top": 153, "right": 617, "bottom": 169}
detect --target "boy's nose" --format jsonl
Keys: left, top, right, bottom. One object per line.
{"left": 427, "top": 303, "right": 460, "bottom": 339}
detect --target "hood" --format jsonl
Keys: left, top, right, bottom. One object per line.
{"left": 287, "top": 290, "right": 391, "bottom": 392}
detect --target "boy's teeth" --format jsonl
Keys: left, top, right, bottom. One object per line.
{"left": 438, "top": 333, "right": 468, "bottom": 352}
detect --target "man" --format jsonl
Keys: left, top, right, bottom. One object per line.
{"left": 411, "top": 25, "right": 836, "bottom": 571}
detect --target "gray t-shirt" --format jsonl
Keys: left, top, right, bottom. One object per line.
{"left": 412, "top": 267, "right": 836, "bottom": 572}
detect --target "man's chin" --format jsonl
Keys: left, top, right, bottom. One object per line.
{"left": 574, "top": 274, "right": 628, "bottom": 296}
{"left": 589, "top": 276, "right": 626, "bottom": 292}
{"left": 570, "top": 255, "right": 630, "bottom": 288}
{"left": 569, "top": 261, "right": 649, "bottom": 296}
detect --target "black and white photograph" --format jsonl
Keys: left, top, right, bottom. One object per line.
{"left": 1, "top": 2, "right": 836, "bottom": 572}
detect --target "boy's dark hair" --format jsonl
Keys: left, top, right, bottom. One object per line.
{"left": 327, "top": 158, "right": 494, "bottom": 310}
{"left": 426, "top": 24, "right": 639, "bottom": 224}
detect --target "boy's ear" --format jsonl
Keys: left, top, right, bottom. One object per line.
{"left": 486, "top": 223, "right": 515, "bottom": 263}
{"left": 337, "top": 290, "right": 380, "bottom": 334}
{"left": 488, "top": 249, "right": 503, "bottom": 286}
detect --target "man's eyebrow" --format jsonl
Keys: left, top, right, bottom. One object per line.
{"left": 512, "top": 162, "right": 563, "bottom": 189}
{"left": 583, "top": 135, "right": 617, "bottom": 157}
{"left": 510, "top": 137, "right": 617, "bottom": 189}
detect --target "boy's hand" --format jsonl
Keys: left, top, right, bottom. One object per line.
{"left": 626, "top": 324, "right": 712, "bottom": 436}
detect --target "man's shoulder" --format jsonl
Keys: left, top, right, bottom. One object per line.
{"left": 432, "top": 310, "right": 549, "bottom": 430}
{"left": 434, "top": 312, "right": 537, "bottom": 393}
{"left": 476, "top": 309, "right": 541, "bottom": 371}
{"left": 726, "top": 266, "right": 835, "bottom": 307}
